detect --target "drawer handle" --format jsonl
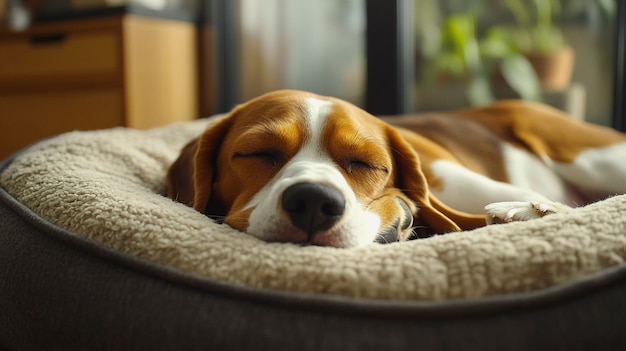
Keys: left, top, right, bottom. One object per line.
{"left": 30, "top": 33, "right": 67, "bottom": 45}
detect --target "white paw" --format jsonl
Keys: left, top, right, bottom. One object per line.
{"left": 484, "top": 201, "right": 571, "bottom": 225}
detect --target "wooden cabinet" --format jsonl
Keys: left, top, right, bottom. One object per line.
{"left": 0, "top": 14, "right": 198, "bottom": 159}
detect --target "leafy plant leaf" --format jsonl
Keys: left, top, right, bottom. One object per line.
{"left": 467, "top": 75, "right": 494, "bottom": 106}
{"left": 500, "top": 55, "right": 542, "bottom": 101}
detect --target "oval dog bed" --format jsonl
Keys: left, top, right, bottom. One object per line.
{"left": 1, "top": 117, "right": 626, "bottom": 350}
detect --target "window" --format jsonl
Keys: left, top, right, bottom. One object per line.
{"left": 413, "top": 0, "right": 617, "bottom": 126}
{"left": 209, "top": 0, "right": 624, "bottom": 129}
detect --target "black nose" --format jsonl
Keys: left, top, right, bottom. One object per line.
{"left": 281, "top": 182, "right": 346, "bottom": 238}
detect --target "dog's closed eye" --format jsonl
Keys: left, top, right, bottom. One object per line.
{"left": 344, "top": 159, "right": 388, "bottom": 174}
{"left": 233, "top": 151, "right": 284, "bottom": 168}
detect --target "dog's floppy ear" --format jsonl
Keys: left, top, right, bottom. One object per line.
{"left": 167, "top": 115, "right": 234, "bottom": 214}
{"left": 167, "top": 138, "right": 200, "bottom": 207}
{"left": 386, "top": 126, "right": 484, "bottom": 233}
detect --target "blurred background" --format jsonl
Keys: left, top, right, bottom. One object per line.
{"left": 0, "top": 0, "right": 624, "bottom": 159}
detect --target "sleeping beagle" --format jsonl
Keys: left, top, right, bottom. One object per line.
{"left": 167, "top": 90, "right": 626, "bottom": 248}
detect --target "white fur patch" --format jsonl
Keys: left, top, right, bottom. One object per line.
{"left": 501, "top": 144, "right": 573, "bottom": 204}
{"left": 553, "top": 142, "right": 626, "bottom": 195}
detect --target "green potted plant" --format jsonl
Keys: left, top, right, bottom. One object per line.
{"left": 423, "top": 13, "right": 541, "bottom": 106}
{"left": 498, "top": 0, "right": 575, "bottom": 90}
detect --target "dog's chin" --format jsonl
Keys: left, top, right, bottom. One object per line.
{"left": 242, "top": 213, "right": 381, "bottom": 249}
{"left": 243, "top": 225, "right": 377, "bottom": 249}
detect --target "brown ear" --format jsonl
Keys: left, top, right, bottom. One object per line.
{"left": 166, "top": 115, "right": 234, "bottom": 214}
{"left": 386, "top": 125, "right": 484, "bottom": 233}
{"left": 167, "top": 138, "right": 200, "bottom": 206}
{"left": 427, "top": 193, "right": 486, "bottom": 231}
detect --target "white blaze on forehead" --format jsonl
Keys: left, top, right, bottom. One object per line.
{"left": 301, "top": 97, "right": 333, "bottom": 157}
{"left": 243, "top": 96, "right": 336, "bottom": 211}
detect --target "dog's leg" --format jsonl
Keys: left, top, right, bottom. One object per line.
{"left": 499, "top": 105, "right": 626, "bottom": 200}
{"left": 429, "top": 160, "right": 555, "bottom": 213}
{"left": 428, "top": 160, "right": 571, "bottom": 225}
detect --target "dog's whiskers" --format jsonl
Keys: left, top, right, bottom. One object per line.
{"left": 207, "top": 214, "right": 227, "bottom": 223}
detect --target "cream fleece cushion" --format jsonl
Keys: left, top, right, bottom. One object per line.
{"left": 2, "top": 116, "right": 626, "bottom": 301}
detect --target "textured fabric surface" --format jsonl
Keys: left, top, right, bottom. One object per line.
{"left": 2, "top": 117, "right": 626, "bottom": 301}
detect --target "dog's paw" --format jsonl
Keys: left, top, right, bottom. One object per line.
{"left": 484, "top": 201, "right": 571, "bottom": 225}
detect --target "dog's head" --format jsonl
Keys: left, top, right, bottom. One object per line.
{"left": 167, "top": 90, "right": 459, "bottom": 248}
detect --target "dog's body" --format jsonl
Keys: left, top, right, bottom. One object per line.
{"left": 167, "top": 90, "right": 626, "bottom": 248}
